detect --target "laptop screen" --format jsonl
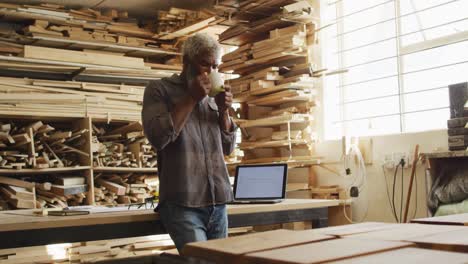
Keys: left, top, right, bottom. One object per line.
{"left": 234, "top": 164, "right": 287, "bottom": 199}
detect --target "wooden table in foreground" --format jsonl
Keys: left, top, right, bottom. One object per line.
{"left": 411, "top": 213, "right": 468, "bottom": 226}
{"left": 0, "top": 199, "right": 339, "bottom": 249}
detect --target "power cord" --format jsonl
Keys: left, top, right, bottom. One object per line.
{"left": 342, "top": 144, "right": 369, "bottom": 223}
{"left": 384, "top": 159, "right": 419, "bottom": 223}
{"left": 391, "top": 163, "right": 401, "bottom": 223}
{"left": 382, "top": 164, "right": 398, "bottom": 222}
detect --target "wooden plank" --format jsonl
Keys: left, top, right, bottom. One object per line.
{"left": 411, "top": 213, "right": 468, "bottom": 226}
{"left": 406, "top": 228, "right": 468, "bottom": 251}
{"left": 4, "top": 186, "right": 34, "bottom": 200}
{"left": 22, "top": 45, "right": 146, "bottom": 69}
{"left": 96, "top": 179, "right": 126, "bottom": 195}
{"left": 309, "top": 222, "right": 401, "bottom": 237}
{"left": 0, "top": 176, "right": 35, "bottom": 189}
{"left": 330, "top": 247, "right": 468, "bottom": 264}
{"left": 348, "top": 224, "right": 466, "bottom": 241}
{"left": 55, "top": 177, "right": 86, "bottom": 186}
{"left": 50, "top": 184, "right": 87, "bottom": 196}
{"left": 133, "top": 239, "right": 174, "bottom": 249}
{"left": 182, "top": 229, "right": 333, "bottom": 264}
{"left": 238, "top": 114, "right": 311, "bottom": 128}
{"left": 243, "top": 238, "right": 413, "bottom": 264}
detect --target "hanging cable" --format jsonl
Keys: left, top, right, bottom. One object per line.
{"left": 342, "top": 143, "right": 369, "bottom": 223}
{"left": 400, "top": 161, "right": 404, "bottom": 223}
{"left": 392, "top": 163, "right": 400, "bottom": 223}
{"left": 383, "top": 164, "right": 399, "bottom": 222}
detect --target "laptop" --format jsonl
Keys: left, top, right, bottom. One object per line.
{"left": 230, "top": 164, "right": 287, "bottom": 204}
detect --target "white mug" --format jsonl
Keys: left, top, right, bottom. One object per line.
{"left": 208, "top": 70, "right": 225, "bottom": 97}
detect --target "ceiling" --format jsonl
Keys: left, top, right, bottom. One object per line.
{"left": 2, "top": 0, "right": 216, "bottom": 17}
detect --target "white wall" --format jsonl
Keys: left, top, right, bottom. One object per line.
{"left": 314, "top": 129, "right": 448, "bottom": 223}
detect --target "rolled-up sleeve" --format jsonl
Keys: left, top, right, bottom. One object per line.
{"left": 221, "top": 118, "right": 238, "bottom": 155}
{"left": 142, "top": 81, "right": 179, "bottom": 151}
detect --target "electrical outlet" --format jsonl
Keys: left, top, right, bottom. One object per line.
{"left": 393, "top": 152, "right": 410, "bottom": 168}
{"left": 383, "top": 154, "right": 395, "bottom": 169}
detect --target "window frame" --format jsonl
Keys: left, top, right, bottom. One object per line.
{"left": 323, "top": 0, "right": 467, "bottom": 139}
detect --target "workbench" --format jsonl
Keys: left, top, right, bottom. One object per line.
{"left": 0, "top": 199, "right": 339, "bottom": 249}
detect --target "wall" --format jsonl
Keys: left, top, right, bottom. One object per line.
{"left": 314, "top": 129, "right": 448, "bottom": 223}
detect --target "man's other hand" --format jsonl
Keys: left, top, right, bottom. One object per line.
{"left": 215, "top": 85, "right": 233, "bottom": 113}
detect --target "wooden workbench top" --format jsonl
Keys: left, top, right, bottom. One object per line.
{"left": 0, "top": 199, "right": 339, "bottom": 232}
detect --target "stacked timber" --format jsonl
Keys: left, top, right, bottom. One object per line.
{"left": 0, "top": 176, "right": 36, "bottom": 209}
{"left": 92, "top": 122, "right": 157, "bottom": 168}
{"left": 0, "top": 76, "right": 144, "bottom": 121}
{"left": 0, "top": 120, "right": 88, "bottom": 169}
{"left": 219, "top": 1, "right": 320, "bottom": 196}
{"left": 447, "top": 83, "right": 468, "bottom": 151}
{"left": 155, "top": 8, "right": 217, "bottom": 40}
{"left": 94, "top": 173, "right": 158, "bottom": 206}
{"left": 0, "top": 234, "right": 175, "bottom": 263}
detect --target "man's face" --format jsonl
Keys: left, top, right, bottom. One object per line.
{"left": 187, "top": 51, "right": 219, "bottom": 77}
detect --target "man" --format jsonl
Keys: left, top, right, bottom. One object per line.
{"left": 142, "top": 33, "right": 236, "bottom": 252}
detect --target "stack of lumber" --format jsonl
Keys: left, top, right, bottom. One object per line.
{"left": 94, "top": 173, "right": 158, "bottom": 206}
{"left": 0, "top": 176, "right": 36, "bottom": 209}
{"left": 447, "top": 83, "right": 468, "bottom": 151}
{"left": 0, "top": 76, "right": 145, "bottom": 121}
{"left": 0, "top": 234, "right": 174, "bottom": 263}
{"left": 155, "top": 8, "right": 217, "bottom": 40}
{"left": 218, "top": 0, "right": 315, "bottom": 46}
{"left": 92, "top": 122, "right": 157, "bottom": 168}
{"left": 310, "top": 185, "right": 347, "bottom": 200}
{"left": 219, "top": 1, "right": 319, "bottom": 195}
{"left": 37, "top": 176, "right": 87, "bottom": 208}
{"left": 0, "top": 3, "right": 184, "bottom": 96}
{"left": 0, "top": 120, "right": 87, "bottom": 169}
{"left": 0, "top": 3, "right": 175, "bottom": 53}
{"left": 219, "top": 24, "right": 308, "bottom": 74}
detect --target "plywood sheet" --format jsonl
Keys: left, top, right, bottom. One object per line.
{"left": 329, "top": 247, "right": 468, "bottom": 264}
{"left": 348, "top": 224, "right": 465, "bottom": 241}
{"left": 406, "top": 228, "right": 468, "bottom": 250}
{"left": 309, "top": 222, "right": 402, "bottom": 237}
{"left": 244, "top": 238, "right": 413, "bottom": 264}
{"left": 411, "top": 213, "right": 468, "bottom": 226}
{"left": 182, "top": 229, "right": 333, "bottom": 264}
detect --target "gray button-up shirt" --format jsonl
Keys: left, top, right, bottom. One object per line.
{"left": 142, "top": 74, "right": 236, "bottom": 207}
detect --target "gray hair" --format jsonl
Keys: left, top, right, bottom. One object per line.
{"left": 182, "top": 33, "right": 222, "bottom": 62}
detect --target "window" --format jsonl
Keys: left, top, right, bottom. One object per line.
{"left": 321, "top": 0, "right": 468, "bottom": 139}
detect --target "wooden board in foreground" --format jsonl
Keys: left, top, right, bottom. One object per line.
{"left": 308, "top": 222, "right": 401, "bottom": 237}
{"left": 348, "top": 224, "right": 466, "bottom": 241}
{"left": 243, "top": 238, "right": 413, "bottom": 264}
{"left": 330, "top": 247, "right": 468, "bottom": 264}
{"left": 411, "top": 213, "right": 468, "bottom": 226}
{"left": 406, "top": 228, "right": 468, "bottom": 253}
{"left": 182, "top": 229, "right": 333, "bottom": 264}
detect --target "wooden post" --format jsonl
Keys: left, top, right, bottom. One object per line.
{"left": 403, "top": 144, "right": 419, "bottom": 223}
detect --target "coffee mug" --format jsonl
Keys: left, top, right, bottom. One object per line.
{"left": 208, "top": 70, "right": 225, "bottom": 97}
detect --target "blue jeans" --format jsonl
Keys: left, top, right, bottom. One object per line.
{"left": 158, "top": 203, "right": 228, "bottom": 252}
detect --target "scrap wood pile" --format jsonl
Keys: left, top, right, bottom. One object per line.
{"left": 217, "top": 0, "right": 321, "bottom": 196}
{"left": 0, "top": 174, "right": 89, "bottom": 210}
{"left": 0, "top": 234, "right": 175, "bottom": 263}
{"left": 92, "top": 122, "right": 157, "bottom": 168}
{"left": 35, "top": 176, "right": 88, "bottom": 208}
{"left": 0, "top": 120, "right": 89, "bottom": 170}
{"left": 94, "top": 173, "right": 159, "bottom": 206}
{"left": 0, "top": 175, "right": 36, "bottom": 210}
